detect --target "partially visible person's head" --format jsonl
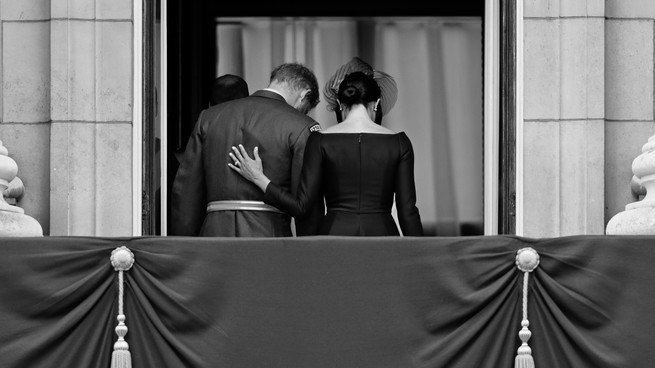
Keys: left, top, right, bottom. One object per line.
{"left": 324, "top": 57, "right": 397, "bottom": 124}
{"left": 337, "top": 71, "right": 381, "bottom": 114}
{"left": 210, "top": 74, "right": 249, "bottom": 106}
{"left": 269, "top": 63, "right": 320, "bottom": 114}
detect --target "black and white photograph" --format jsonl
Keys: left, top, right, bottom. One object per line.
{"left": 0, "top": 0, "right": 653, "bottom": 367}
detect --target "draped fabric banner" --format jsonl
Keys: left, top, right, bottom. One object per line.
{"left": 0, "top": 235, "right": 653, "bottom": 367}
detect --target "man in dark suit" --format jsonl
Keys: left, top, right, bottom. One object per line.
{"left": 170, "top": 63, "right": 323, "bottom": 237}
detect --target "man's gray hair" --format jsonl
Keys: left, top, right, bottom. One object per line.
{"left": 270, "top": 63, "right": 320, "bottom": 109}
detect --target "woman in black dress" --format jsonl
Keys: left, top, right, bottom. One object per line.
{"left": 229, "top": 71, "right": 423, "bottom": 236}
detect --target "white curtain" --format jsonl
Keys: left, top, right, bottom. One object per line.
{"left": 216, "top": 18, "right": 483, "bottom": 236}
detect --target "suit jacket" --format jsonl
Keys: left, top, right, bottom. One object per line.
{"left": 170, "top": 90, "right": 324, "bottom": 237}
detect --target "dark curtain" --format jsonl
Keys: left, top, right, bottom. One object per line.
{"left": 0, "top": 235, "right": 653, "bottom": 367}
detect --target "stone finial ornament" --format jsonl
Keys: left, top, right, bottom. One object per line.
{"left": 607, "top": 134, "right": 655, "bottom": 234}
{"left": 4, "top": 177, "right": 25, "bottom": 205}
{"left": 0, "top": 139, "right": 20, "bottom": 213}
{"left": 0, "top": 139, "right": 42, "bottom": 236}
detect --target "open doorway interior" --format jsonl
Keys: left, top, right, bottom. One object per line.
{"left": 153, "top": 2, "right": 484, "bottom": 236}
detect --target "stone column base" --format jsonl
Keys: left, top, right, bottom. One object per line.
{"left": 0, "top": 210, "right": 43, "bottom": 237}
{"left": 606, "top": 206, "right": 655, "bottom": 235}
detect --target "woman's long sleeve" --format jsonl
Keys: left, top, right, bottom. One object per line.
{"left": 264, "top": 132, "right": 323, "bottom": 219}
{"left": 395, "top": 135, "right": 424, "bottom": 236}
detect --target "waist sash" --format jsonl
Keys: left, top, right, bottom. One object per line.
{"left": 207, "top": 200, "right": 284, "bottom": 214}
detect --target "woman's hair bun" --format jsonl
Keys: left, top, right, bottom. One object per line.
{"left": 337, "top": 71, "right": 381, "bottom": 108}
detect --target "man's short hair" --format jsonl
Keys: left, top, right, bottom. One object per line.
{"left": 210, "top": 74, "right": 249, "bottom": 106}
{"left": 270, "top": 63, "right": 320, "bottom": 109}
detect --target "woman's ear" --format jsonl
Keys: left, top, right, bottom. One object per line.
{"left": 374, "top": 99, "right": 383, "bottom": 125}
{"left": 374, "top": 107, "right": 383, "bottom": 125}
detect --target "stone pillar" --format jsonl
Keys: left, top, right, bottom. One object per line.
{"left": 522, "top": 0, "right": 605, "bottom": 236}
{"left": 49, "top": 0, "right": 134, "bottom": 235}
{"left": 0, "top": 0, "right": 135, "bottom": 236}
{"left": 606, "top": 134, "right": 655, "bottom": 234}
{"left": 0, "top": 140, "right": 42, "bottom": 236}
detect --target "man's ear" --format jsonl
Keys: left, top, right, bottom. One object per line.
{"left": 299, "top": 89, "right": 311, "bottom": 102}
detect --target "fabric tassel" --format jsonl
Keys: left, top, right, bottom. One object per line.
{"left": 514, "top": 318, "right": 535, "bottom": 368}
{"left": 514, "top": 248, "right": 539, "bottom": 368}
{"left": 110, "top": 246, "right": 135, "bottom": 368}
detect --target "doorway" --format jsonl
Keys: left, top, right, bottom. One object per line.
{"left": 145, "top": 1, "right": 492, "bottom": 236}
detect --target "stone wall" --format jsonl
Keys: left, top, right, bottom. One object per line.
{"left": 523, "top": 0, "right": 605, "bottom": 236}
{"left": 0, "top": 0, "right": 134, "bottom": 235}
{"left": 522, "top": 0, "right": 655, "bottom": 236}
